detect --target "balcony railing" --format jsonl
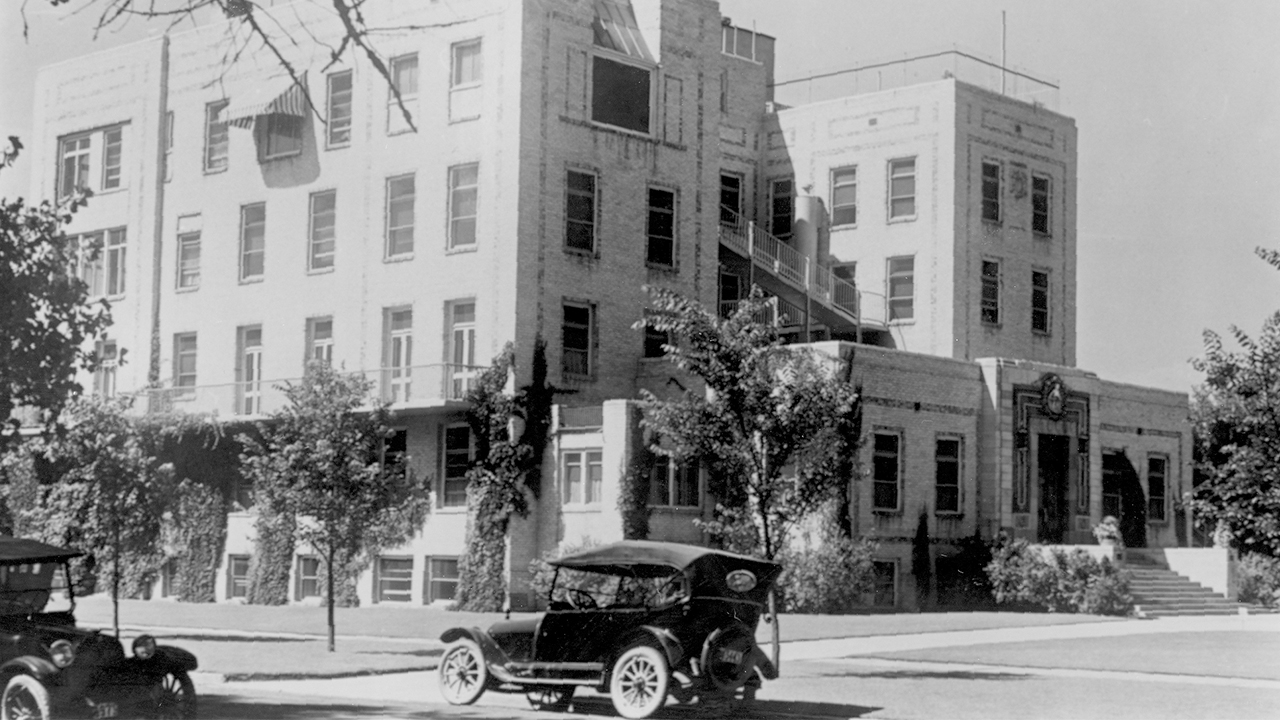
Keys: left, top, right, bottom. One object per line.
{"left": 137, "top": 363, "right": 486, "bottom": 418}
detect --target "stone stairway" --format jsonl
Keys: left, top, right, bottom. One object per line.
{"left": 1123, "top": 550, "right": 1252, "bottom": 618}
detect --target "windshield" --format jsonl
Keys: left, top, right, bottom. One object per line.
{"left": 0, "top": 562, "right": 73, "bottom": 616}
{"left": 551, "top": 568, "right": 688, "bottom": 609}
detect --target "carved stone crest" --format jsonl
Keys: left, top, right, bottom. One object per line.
{"left": 1040, "top": 373, "right": 1067, "bottom": 420}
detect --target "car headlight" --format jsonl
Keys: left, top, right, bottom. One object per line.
{"left": 132, "top": 635, "right": 157, "bottom": 660}
{"left": 49, "top": 640, "right": 75, "bottom": 668}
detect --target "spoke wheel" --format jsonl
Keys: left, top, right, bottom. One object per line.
{"left": 526, "top": 686, "right": 574, "bottom": 711}
{"left": 150, "top": 670, "right": 197, "bottom": 719}
{"left": 1, "top": 675, "right": 49, "bottom": 720}
{"left": 610, "top": 645, "right": 669, "bottom": 720}
{"left": 438, "top": 639, "right": 488, "bottom": 705}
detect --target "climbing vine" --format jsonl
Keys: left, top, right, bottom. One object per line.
{"left": 619, "top": 406, "right": 655, "bottom": 540}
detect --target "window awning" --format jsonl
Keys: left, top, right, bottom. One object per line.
{"left": 593, "top": 0, "right": 653, "bottom": 62}
{"left": 223, "top": 74, "right": 308, "bottom": 129}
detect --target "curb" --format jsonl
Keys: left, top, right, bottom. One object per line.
{"left": 195, "top": 663, "right": 441, "bottom": 684}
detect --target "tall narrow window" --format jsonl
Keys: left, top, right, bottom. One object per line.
{"left": 643, "top": 323, "right": 669, "bottom": 359}
{"left": 872, "top": 432, "right": 901, "bottom": 511}
{"left": 59, "top": 135, "right": 91, "bottom": 199}
{"left": 72, "top": 231, "right": 104, "bottom": 297}
{"left": 382, "top": 428, "right": 407, "bottom": 469}
{"left": 719, "top": 172, "right": 742, "bottom": 224}
{"left": 239, "top": 203, "right": 265, "bottom": 281}
{"left": 94, "top": 339, "right": 118, "bottom": 399}
{"left": 104, "top": 228, "right": 127, "bottom": 297}
{"left": 384, "top": 308, "right": 412, "bottom": 402}
{"left": 101, "top": 126, "right": 123, "bottom": 190}
{"left": 935, "top": 437, "right": 961, "bottom": 513}
{"left": 442, "top": 424, "right": 473, "bottom": 507}
{"left": 888, "top": 157, "right": 916, "bottom": 219}
{"left": 296, "top": 556, "right": 320, "bottom": 600}
{"left": 1032, "top": 174, "right": 1051, "bottom": 235}
{"left": 227, "top": 556, "right": 250, "bottom": 599}
{"left": 718, "top": 272, "right": 741, "bottom": 318}
{"left": 309, "top": 190, "right": 336, "bottom": 270}
{"left": 1102, "top": 452, "right": 1124, "bottom": 520}
{"left": 173, "top": 333, "right": 197, "bottom": 398}
{"left": 769, "top": 177, "right": 793, "bottom": 240}
{"left": 326, "top": 70, "right": 353, "bottom": 148}
{"left": 236, "top": 326, "right": 263, "bottom": 415}
{"left": 1148, "top": 456, "right": 1168, "bottom": 522}
{"left": 831, "top": 167, "right": 857, "bottom": 226}
{"left": 386, "top": 174, "right": 415, "bottom": 257}
{"left": 648, "top": 457, "right": 699, "bottom": 507}
{"left": 176, "top": 216, "right": 200, "bottom": 290}
{"left": 306, "top": 316, "right": 333, "bottom": 367}
{"left": 205, "top": 100, "right": 229, "bottom": 172}
{"left": 565, "top": 170, "right": 597, "bottom": 253}
{"left": 375, "top": 557, "right": 413, "bottom": 603}
{"left": 872, "top": 561, "right": 897, "bottom": 607}
{"left": 562, "top": 302, "right": 593, "bottom": 377}
{"left": 388, "top": 54, "right": 418, "bottom": 134}
{"left": 449, "top": 301, "right": 476, "bottom": 398}
{"left": 449, "top": 40, "right": 483, "bottom": 122}
{"left": 562, "top": 450, "right": 603, "bottom": 505}
{"left": 426, "top": 558, "right": 460, "bottom": 602}
{"left": 646, "top": 187, "right": 675, "bottom": 266}
{"left": 981, "top": 260, "right": 1000, "bottom": 325}
{"left": 1032, "top": 270, "right": 1050, "bottom": 334}
{"left": 887, "top": 257, "right": 915, "bottom": 322}
{"left": 448, "top": 163, "right": 479, "bottom": 249}
{"left": 981, "top": 161, "right": 1001, "bottom": 223}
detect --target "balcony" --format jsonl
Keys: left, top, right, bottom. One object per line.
{"left": 136, "top": 363, "right": 485, "bottom": 419}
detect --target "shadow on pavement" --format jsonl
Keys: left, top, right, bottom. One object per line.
{"left": 567, "top": 695, "right": 883, "bottom": 719}
{"left": 202, "top": 693, "right": 528, "bottom": 719}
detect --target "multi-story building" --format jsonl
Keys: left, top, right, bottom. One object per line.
{"left": 26, "top": 0, "right": 1198, "bottom": 610}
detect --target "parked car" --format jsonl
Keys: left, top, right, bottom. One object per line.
{"left": 0, "top": 536, "right": 198, "bottom": 720}
{"left": 438, "top": 540, "right": 781, "bottom": 719}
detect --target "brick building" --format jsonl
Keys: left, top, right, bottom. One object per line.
{"left": 26, "top": 0, "right": 1191, "bottom": 610}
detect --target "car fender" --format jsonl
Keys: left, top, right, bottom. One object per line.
{"left": 632, "top": 625, "right": 684, "bottom": 671}
{"left": 151, "top": 645, "right": 199, "bottom": 673}
{"left": 440, "top": 627, "right": 513, "bottom": 669}
{"left": 0, "top": 656, "right": 58, "bottom": 683}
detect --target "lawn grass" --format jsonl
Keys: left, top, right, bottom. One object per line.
{"left": 144, "top": 634, "right": 442, "bottom": 681}
{"left": 759, "top": 611, "right": 1122, "bottom": 643}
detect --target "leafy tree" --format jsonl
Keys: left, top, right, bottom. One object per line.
{"left": 1191, "top": 247, "right": 1280, "bottom": 557}
{"left": 1, "top": 137, "right": 111, "bottom": 437}
{"left": 635, "top": 285, "right": 862, "bottom": 666}
{"left": 239, "top": 362, "right": 430, "bottom": 651}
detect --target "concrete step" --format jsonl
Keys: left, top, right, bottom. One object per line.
{"left": 1137, "top": 606, "right": 1245, "bottom": 618}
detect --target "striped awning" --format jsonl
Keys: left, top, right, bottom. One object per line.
{"left": 224, "top": 74, "right": 308, "bottom": 129}
{"left": 593, "top": 0, "right": 653, "bottom": 61}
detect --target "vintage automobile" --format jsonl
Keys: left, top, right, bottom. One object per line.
{"left": 438, "top": 540, "right": 781, "bottom": 719}
{"left": 0, "top": 537, "right": 198, "bottom": 720}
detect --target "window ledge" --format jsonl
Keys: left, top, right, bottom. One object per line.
{"left": 561, "top": 504, "right": 605, "bottom": 513}
{"left": 645, "top": 261, "right": 677, "bottom": 273}
{"left": 384, "top": 253, "right": 415, "bottom": 264}
{"left": 325, "top": 142, "right": 351, "bottom": 151}
{"left": 982, "top": 322, "right": 1002, "bottom": 330}
{"left": 239, "top": 276, "right": 264, "bottom": 286}
{"left": 175, "top": 285, "right": 199, "bottom": 294}
{"left": 651, "top": 506, "right": 701, "bottom": 514}
{"left": 564, "top": 247, "right": 599, "bottom": 260}
{"left": 446, "top": 245, "right": 478, "bottom": 256}
{"left": 97, "top": 187, "right": 127, "bottom": 196}
{"left": 888, "top": 319, "right": 916, "bottom": 326}
{"left": 872, "top": 508, "right": 903, "bottom": 516}
{"left": 449, "top": 115, "right": 481, "bottom": 125}
{"left": 831, "top": 223, "right": 857, "bottom": 231}
{"left": 1033, "top": 232, "right": 1053, "bottom": 240}
{"left": 435, "top": 506, "right": 467, "bottom": 514}
{"left": 934, "top": 511, "right": 965, "bottom": 518}
{"left": 1032, "top": 330, "right": 1052, "bottom": 338}
{"left": 203, "top": 166, "right": 228, "bottom": 176}
{"left": 260, "top": 151, "right": 303, "bottom": 163}
{"left": 887, "top": 215, "right": 917, "bottom": 225}
{"left": 307, "top": 266, "right": 336, "bottom": 276}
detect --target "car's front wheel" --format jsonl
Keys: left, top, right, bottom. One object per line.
{"left": 438, "top": 639, "right": 488, "bottom": 705}
{"left": 609, "top": 645, "right": 669, "bottom": 719}
{"left": 1, "top": 675, "right": 50, "bottom": 720}
{"left": 149, "top": 670, "right": 197, "bottom": 719}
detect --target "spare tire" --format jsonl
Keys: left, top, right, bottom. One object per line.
{"left": 700, "top": 625, "right": 761, "bottom": 691}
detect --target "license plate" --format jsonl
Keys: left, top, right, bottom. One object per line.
{"left": 94, "top": 703, "right": 118, "bottom": 719}
{"left": 717, "top": 648, "right": 744, "bottom": 665}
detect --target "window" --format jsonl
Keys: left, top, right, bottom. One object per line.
{"left": 386, "top": 174, "right": 415, "bottom": 257}
{"left": 719, "top": 172, "right": 742, "bottom": 224}
{"left": 1148, "top": 456, "right": 1168, "bottom": 522}
{"left": 643, "top": 323, "right": 669, "bottom": 359}
{"left": 719, "top": 272, "right": 742, "bottom": 318}
{"left": 384, "top": 308, "right": 412, "bottom": 402}
{"left": 1102, "top": 452, "right": 1123, "bottom": 520}
{"left": 375, "top": 557, "right": 413, "bottom": 603}
{"left": 981, "top": 161, "right": 1001, "bottom": 223}
{"left": 592, "top": 56, "right": 651, "bottom": 134}
{"left": 648, "top": 457, "right": 698, "bottom": 507}
{"left": 306, "top": 316, "right": 333, "bottom": 366}
{"left": 833, "top": 263, "right": 856, "bottom": 284}
{"left": 72, "top": 228, "right": 127, "bottom": 298}
{"left": 296, "top": 556, "right": 320, "bottom": 600}
{"left": 239, "top": 203, "right": 266, "bottom": 281}
{"left": 388, "top": 54, "right": 418, "bottom": 134}
{"left": 236, "top": 326, "right": 263, "bottom": 415}
{"left": 449, "top": 301, "right": 477, "bottom": 398}
{"left": 59, "top": 135, "right": 91, "bottom": 198}
{"left": 981, "top": 260, "right": 1000, "bottom": 325}
{"left": 1032, "top": 270, "right": 1050, "bottom": 334}
{"left": 176, "top": 215, "right": 200, "bottom": 290}
{"left": 326, "top": 70, "right": 353, "bottom": 148}
{"left": 872, "top": 561, "right": 897, "bottom": 607}
{"left": 887, "top": 257, "right": 914, "bottom": 322}
{"left": 93, "top": 339, "right": 118, "bottom": 399}
{"left": 442, "top": 424, "right": 473, "bottom": 508}
{"left": 227, "top": 555, "right": 250, "bottom": 599}
{"left": 102, "top": 126, "right": 123, "bottom": 190}
{"left": 769, "top": 177, "right": 793, "bottom": 240}
{"left": 872, "top": 432, "right": 901, "bottom": 511}
{"left": 831, "top": 167, "right": 857, "bottom": 226}
{"left": 382, "top": 428, "right": 407, "bottom": 469}
{"left": 935, "top": 437, "right": 961, "bottom": 513}
{"left": 448, "top": 163, "right": 479, "bottom": 249}
{"left": 1032, "top": 174, "right": 1051, "bottom": 235}
{"left": 309, "top": 190, "right": 336, "bottom": 270}
{"left": 205, "top": 100, "right": 229, "bottom": 172}
{"left": 562, "top": 302, "right": 593, "bottom": 376}
{"left": 259, "top": 115, "right": 303, "bottom": 160}
{"left": 719, "top": 68, "right": 729, "bottom": 113}
{"left": 174, "top": 333, "right": 197, "bottom": 397}
{"left": 426, "top": 557, "right": 460, "bottom": 603}
{"left": 565, "top": 170, "right": 597, "bottom": 253}
{"left": 888, "top": 157, "right": 916, "bottom": 219}
{"left": 562, "top": 450, "right": 603, "bottom": 505}
{"left": 646, "top": 187, "right": 675, "bottom": 266}
{"left": 452, "top": 40, "right": 483, "bottom": 87}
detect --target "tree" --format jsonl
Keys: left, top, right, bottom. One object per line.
{"left": 1, "top": 136, "right": 112, "bottom": 437}
{"left": 238, "top": 362, "right": 430, "bottom": 651}
{"left": 636, "top": 286, "right": 862, "bottom": 667}
{"left": 1191, "top": 247, "right": 1280, "bottom": 557}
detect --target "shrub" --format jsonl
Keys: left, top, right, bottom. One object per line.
{"left": 527, "top": 537, "right": 603, "bottom": 606}
{"left": 1238, "top": 553, "right": 1280, "bottom": 607}
{"left": 986, "top": 536, "right": 1132, "bottom": 615}
{"left": 777, "top": 530, "right": 877, "bottom": 614}
{"left": 936, "top": 533, "right": 995, "bottom": 609}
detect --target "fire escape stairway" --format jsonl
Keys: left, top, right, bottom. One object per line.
{"left": 1124, "top": 551, "right": 1256, "bottom": 618}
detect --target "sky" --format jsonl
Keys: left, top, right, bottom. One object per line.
{"left": 3, "top": 0, "right": 1279, "bottom": 394}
